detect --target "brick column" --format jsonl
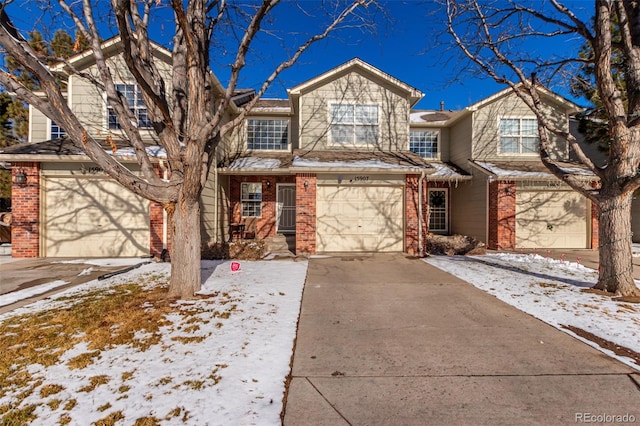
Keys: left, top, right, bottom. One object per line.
{"left": 488, "top": 180, "right": 516, "bottom": 250}
{"left": 405, "top": 174, "right": 427, "bottom": 256}
{"left": 150, "top": 201, "right": 166, "bottom": 259}
{"left": 591, "top": 201, "right": 599, "bottom": 249}
{"left": 150, "top": 164, "right": 170, "bottom": 260}
{"left": 295, "top": 173, "right": 316, "bottom": 254}
{"left": 11, "top": 162, "right": 40, "bottom": 257}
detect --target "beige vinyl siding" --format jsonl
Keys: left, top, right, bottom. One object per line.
{"left": 200, "top": 166, "right": 218, "bottom": 245}
{"left": 29, "top": 106, "right": 48, "bottom": 142}
{"left": 448, "top": 114, "right": 473, "bottom": 173}
{"left": 69, "top": 55, "right": 172, "bottom": 139}
{"left": 471, "top": 92, "right": 570, "bottom": 162}
{"left": 298, "top": 70, "right": 410, "bottom": 151}
{"left": 449, "top": 172, "right": 488, "bottom": 243}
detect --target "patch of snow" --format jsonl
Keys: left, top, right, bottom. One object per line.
{"left": 0, "top": 260, "right": 308, "bottom": 425}
{"left": 475, "top": 161, "right": 594, "bottom": 178}
{"left": 0, "top": 280, "right": 69, "bottom": 307}
{"left": 430, "top": 162, "right": 463, "bottom": 177}
{"left": 424, "top": 253, "right": 640, "bottom": 372}
{"left": 109, "top": 146, "right": 167, "bottom": 158}
{"left": 293, "top": 156, "right": 423, "bottom": 169}
{"left": 228, "top": 157, "right": 282, "bottom": 169}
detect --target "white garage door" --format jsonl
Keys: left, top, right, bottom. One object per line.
{"left": 516, "top": 189, "right": 588, "bottom": 249}
{"left": 43, "top": 177, "right": 150, "bottom": 257}
{"left": 316, "top": 185, "right": 404, "bottom": 252}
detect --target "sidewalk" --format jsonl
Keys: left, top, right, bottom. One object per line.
{"left": 283, "top": 253, "right": 640, "bottom": 425}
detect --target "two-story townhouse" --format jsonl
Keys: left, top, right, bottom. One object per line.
{"left": 447, "top": 87, "right": 598, "bottom": 250}
{"left": 217, "top": 58, "right": 469, "bottom": 256}
{"left": 1, "top": 41, "right": 598, "bottom": 258}
{"left": 0, "top": 37, "right": 177, "bottom": 258}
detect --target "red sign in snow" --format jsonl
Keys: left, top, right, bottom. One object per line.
{"left": 230, "top": 261, "right": 241, "bottom": 272}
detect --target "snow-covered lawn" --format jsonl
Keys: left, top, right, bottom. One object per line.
{"left": 0, "top": 259, "right": 307, "bottom": 425}
{"left": 425, "top": 253, "right": 640, "bottom": 372}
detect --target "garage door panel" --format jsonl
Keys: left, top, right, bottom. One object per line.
{"left": 44, "top": 178, "right": 150, "bottom": 257}
{"left": 516, "top": 189, "right": 588, "bottom": 249}
{"left": 317, "top": 185, "right": 403, "bottom": 252}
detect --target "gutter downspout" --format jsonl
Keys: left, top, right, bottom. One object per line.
{"left": 418, "top": 170, "right": 426, "bottom": 257}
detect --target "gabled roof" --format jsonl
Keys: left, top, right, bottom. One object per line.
{"left": 465, "top": 82, "right": 583, "bottom": 115}
{"left": 288, "top": 58, "right": 423, "bottom": 106}
{"left": 0, "top": 138, "right": 165, "bottom": 162}
{"left": 50, "top": 35, "right": 173, "bottom": 73}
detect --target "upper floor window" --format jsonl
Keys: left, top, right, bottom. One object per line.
{"left": 410, "top": 130, "right": 438, "bottom": 159}
{"left": 108, "top": 84, "right": 152, "bottom": 130}
{"left": 330, "top": 103, "right": 378, "bottom": 145}
{"left": 51, "top": 121, "right": 66, "bottom": 139}
{"left": 499, "top": 118, "right": 539, "bottom": 154}
{"left": 247, "top": 119, "right": 289, "bottom": 150}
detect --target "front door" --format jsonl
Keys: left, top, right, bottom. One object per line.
{"left": 277, "top": 184, "right": 296, "bottom": 234}
{"left": 428, "top": 188, "right": 448, "bottom": 233}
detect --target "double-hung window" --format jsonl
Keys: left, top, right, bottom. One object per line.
{"left": 108, "top": 84, "right": 152, "bottom": 130}
{"left": 51, "top": 121, "right": 66, "bottom": 139}
{"left": 241, "top": 182, "right": 262, "bottom": 217}
{"left": 499, "top": 118, "right": 539, "bottom": 154}
{"left": 409, "top": 130, "right": 438, "bottom": 159}
{"left": 330, "top": 103, "right": 379, "bottom": 145}
{"left": 247, "top": 119, "right": 289, "bottom": 150}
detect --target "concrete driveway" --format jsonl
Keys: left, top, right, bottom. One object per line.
{"left": 284, "top": 254, "right": 640, "bottom": 425}
{"left": 0, "top": 257, "right": 145, "bottom": 314}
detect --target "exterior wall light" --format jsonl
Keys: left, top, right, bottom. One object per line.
{"left": 13, "top": 170, "right": 27, "bottom": 185}
{"left": 304, "top": 180, "right": 309, "bottom": 190}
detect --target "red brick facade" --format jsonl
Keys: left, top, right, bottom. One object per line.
{"left": 591, "top": 201, "right": 599, "bottom": 249}
{"left": 229, "top": 175, "right": 296, "bottom": 240}
{"left": 405, "top": 174, "right": 428, "bottom": 256}
{"left": 488, "top": 181, "right": 516, "bottom": 250}
{"left": 150, "top": 201, "right": 166, "bottom": 259}
{"left": 295, "top": 173, "right": 317, "bottom": 254}
{"left": 11, "top": 162, "right": 40, "bottom": 257}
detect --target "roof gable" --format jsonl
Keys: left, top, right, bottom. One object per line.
{"left": 288, "top": 58, "right": 423, "bottom": 106}
{"left": 466, "top": 82, "right": 583, "bottom": 115}
{"left": 50, "top": 36, "right": 173, "bottom": 73}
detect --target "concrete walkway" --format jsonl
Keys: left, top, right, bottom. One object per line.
{"left": 283, "top": 254, "right": 640, "bottom": 425}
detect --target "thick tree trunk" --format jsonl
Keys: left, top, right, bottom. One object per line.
{"left": 595, "top": 192, "right": 640, "bottom": 296}
{"left": 167, "top": 194, "right": 201, "bottom": 299}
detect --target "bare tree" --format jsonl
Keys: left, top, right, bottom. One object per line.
{"left": 444, "top": 0, "right": 640, "bottom": 297}
{"left": 0, "top": 0, "right": 375, "bottom": 298}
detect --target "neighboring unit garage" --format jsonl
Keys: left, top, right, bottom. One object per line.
{"left": 515, "top": 182, "right": 589, "bottom": 249}
{"left": 42, "top": 176, "right": 150, "bottom": 257}
{"left": 316, "top": 179, "right": 404, "bottom": 252}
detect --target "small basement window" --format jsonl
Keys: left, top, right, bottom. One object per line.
{"left": 241, "top": 182, "right": 262, "bottom": 217}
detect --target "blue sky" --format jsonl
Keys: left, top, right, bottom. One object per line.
{"left": 4, "top": 0, "right": 593, "bottom": 111}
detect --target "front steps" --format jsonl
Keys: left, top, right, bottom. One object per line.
{"left": 265, "top": 234, "right": 296, "bottom": 258}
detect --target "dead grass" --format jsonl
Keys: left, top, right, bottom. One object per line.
{"left": 0, "top": 271, "right": 239, "bottom": 425}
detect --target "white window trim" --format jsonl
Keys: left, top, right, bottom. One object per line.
{"left": 245, "top": 117, "right": 290, "bottom": 151}
{"left": 241, "top": 182, "right": 263, "bottom": 218}
{"left": 409, "top": 128, "right": 440, "bottom": 160}
{"left": 104, "top": 82, "right": 152, "bottom": 131}
{"left": 497, "top": 116, "right": 539, "bottom": 156}
{"left": 327, "top": 101, "right": 380, "bottom": 147}
{"left": 48, "top": 119, "right": 66, "bottom": 140}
